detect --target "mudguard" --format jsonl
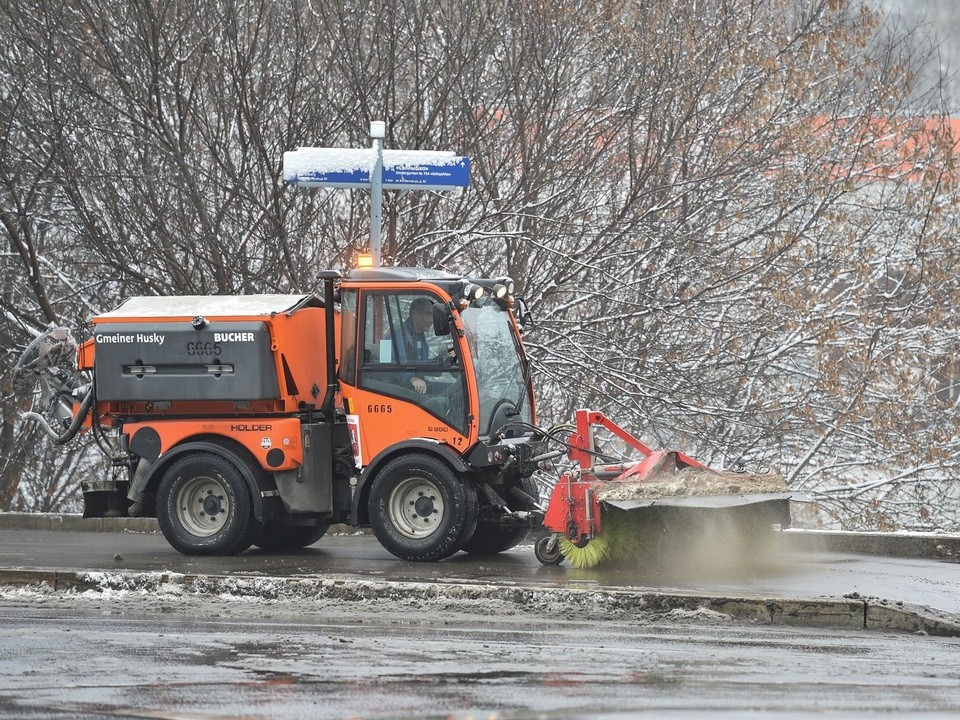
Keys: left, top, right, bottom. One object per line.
{"left": 350, "top": 438, "right": 471, "bottom": 526}
{"left": 136, "top": 440, "right": 267, "bottom": 522}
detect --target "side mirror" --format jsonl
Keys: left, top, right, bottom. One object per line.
{"left": 514, "top": 297, "right": 534, "bottom": 333}
{"left": 433, "top": 303, "right": 452, "bottom": 336}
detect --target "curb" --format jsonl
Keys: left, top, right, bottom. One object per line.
{"left": 0, "top": 512, "right": 160, "bottom": 534}
{"left": 2, "top": 567, "right": 957, "bottom": 638}
{"left": 778, "top": 528, "right": 960, "bottom": 561}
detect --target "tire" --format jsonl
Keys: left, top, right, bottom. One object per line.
{"left": 253, "top": 521, "right": 332, "bottom": 551}
{"left": 534, "top": 534, "right": 563, "bottom": 565}
{"left": 368, "top": 454, "right": 478, "bottom": 562}
{"left": 156, "top": 453, "right": 261, "bottom": 556}
{"left": 463, "top": 520, "right": 529, "bottom": 556}
{"left": 462, "top": 477, "right": 538, "bottom": 556}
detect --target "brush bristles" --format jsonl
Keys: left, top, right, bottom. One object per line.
{"left": 559, "top": 534, "right": 611, "bottom": 568}
{"left": 557, "top": 508, "right": 657, "bottom": 569}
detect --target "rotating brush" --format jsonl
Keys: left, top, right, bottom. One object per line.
{"left": 558, "top": 507, "right": 644, "bottom": 569}
{"left": 559, "top": 532, "right": 612, "bottom": 568}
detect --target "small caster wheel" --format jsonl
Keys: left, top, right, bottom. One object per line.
{"left": 534, "top": 534, "right": 563, "bottom": 565}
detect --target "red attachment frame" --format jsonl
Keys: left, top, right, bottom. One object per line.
{"left": 543, "top": 409, "right": 714, "bottom": 543}
{"left": 542, "top": 472, "right": 599, "bottom": 546}
{"left": 567, "top": 409, "right": 707, "bottom": 473}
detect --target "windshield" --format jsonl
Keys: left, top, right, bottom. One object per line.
{"left": 461, "top": 298, "right": 532, "bottom": 437}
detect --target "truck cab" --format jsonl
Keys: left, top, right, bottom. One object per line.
{"left": 339, "top": 268, "right": 533, "bottom": 457}
{"left": 338, "top": 268, "right": 545, "bottom": 561}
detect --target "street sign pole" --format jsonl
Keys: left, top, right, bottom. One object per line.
{"left": 370, "top": 121, "right": 386, "bottom": 267}
{"left": 283, "top": 124, "right": 470, "bottom": 268}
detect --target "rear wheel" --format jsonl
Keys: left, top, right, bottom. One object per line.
{"left": 156, "top": 453, "right": 260, "bottom": 556}
{"left": 368, "top": 454, "right": 477, "bottom": 561}
{"left": 253, "top": 521, "right": 331, "bottom": 551}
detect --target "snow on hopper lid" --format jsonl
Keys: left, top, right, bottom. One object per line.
{"left": 94, "top": 294, "right": 319, "bottom": 320}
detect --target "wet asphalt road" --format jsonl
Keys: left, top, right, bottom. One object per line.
{"left": 0, "top": 529, "right": 959, "bottom": 718}
{"left": 0, "top": 528, "right": 958, "bottom": 615}
{"left": 1, "top": 594, "right": 959, "bottom": 719}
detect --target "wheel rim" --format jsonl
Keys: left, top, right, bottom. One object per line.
{"left": 176, "top": 475, "right": 229, "bottom": 537}
{"left": 535, "top": 535, "right": 562, "bottom": 564}
{"left": 388, "top": 476, "right": 445, "bottom": 539}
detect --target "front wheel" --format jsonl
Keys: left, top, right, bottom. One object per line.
{"left": 156, "top": 453, "right": 260, "bottom": 556}
{"left": 368, "top": 454, "right": 477, "bottom": 561}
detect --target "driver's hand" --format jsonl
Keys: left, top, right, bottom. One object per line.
{"left": 411, "top": 377, "right": 427, "bottom": 394}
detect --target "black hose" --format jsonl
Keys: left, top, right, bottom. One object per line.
{"left": 21, "top": 387, "right": 94, "bottom": 445}
{"left": 490, "top": 419, "right": 626, "bottom": 463}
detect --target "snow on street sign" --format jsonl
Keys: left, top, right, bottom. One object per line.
{"left": 283, "top": 123, "right": 470, "bottom": 267}
{"left": 283, "top": 148, "right": 470, "bottom": 191}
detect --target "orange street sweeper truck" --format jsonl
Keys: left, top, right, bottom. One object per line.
{"left": 14, "top": 267, "right": 794, "bottom": 568}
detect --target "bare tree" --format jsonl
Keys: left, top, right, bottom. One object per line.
{"left": 2, "top": 0, "right": 958, "bottom": 530}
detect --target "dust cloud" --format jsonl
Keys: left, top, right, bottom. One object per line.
{"left": 591, "top": 505, "right": 792, "bottom": 585}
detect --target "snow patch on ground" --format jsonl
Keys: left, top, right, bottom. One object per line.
{"left": 0, "top": 572, "right": 731, "bottom": 627}
{"left": 661, "top": 606, "right": 732, "bottom": 624}
{"left": 81, "top": 570, "right": 186, "bottom": 596}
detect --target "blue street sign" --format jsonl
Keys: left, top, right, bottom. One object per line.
{"left": 283, "top": 125, "right": 471, "bottom": 267}
{"left": 283, "top": 148, "right": 471, "bottom": 191}
{"left": 383, "top": 154, "right": 470, "bottom": 190}
{"left": 283, "top": 149, "right": 371, "bottom": 188}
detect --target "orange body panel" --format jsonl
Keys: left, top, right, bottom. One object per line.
{"left": 343, "top": 387, "right": 470, "bottom": 466}
{"left": 124, "top": 417, "right": 304, "bottom": 471}
{"left": 78, "top": 338, "right": 95, "bottom": 371}
{"left": 265, "top": 306, "right": 330, "bottom": 410}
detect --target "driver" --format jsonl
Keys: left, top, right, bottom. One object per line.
{"left": 396, "top": 297, "right": 433, "bottom": 394}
